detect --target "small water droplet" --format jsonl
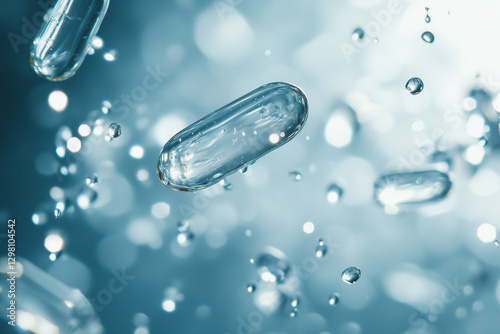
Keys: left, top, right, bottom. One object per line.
{"left": 373, "top": 38, "right": 379, "bottom": 43}
{"left": 352, "top": 27, "right": 364, "bottom": 41}
{"left": 425, "top": 7, "right": 431, "bottom": 23}
{"left": 54, "top": 208, "right": 61, "bottom": 218}
{"left": 177, "top": 231, "right": 194, "bottom": 247}
{"left": 249, "top": 258, "right": 255, "bottom": 264}
{"left": 315, "top": 239, "right": 328, "bottom": 258}
{"left": 247, "top": 284, "right": 256, "bottom": 293}
{"left": 240, "top": 166, "right": 248, "bottom": 174}
{"left": 328, "top": 293, "right": 340, "bottom": 306}
{"left": 222, "top": 179, "right": 232, "bottom": 191}
{"left": 177, "top": 220, "right": 190, "bottom": 232}
{"left": 406, "top": 77, "right": 424, "bottom": 95}
{"left": 101, "top": 100, "right": 112, "bottom": 114}
{"left": 290, "top": 308, "right": 298, "bottom": 318}
{"left": 255, "top": 248, "right": 290, "bottom": 284}
{"left": 289, "top": 171, "right": 302, "bottom": 182}
{"left": 341, "top": 267, "right": 361, "bottom": 284}
{"left": 86, "top": 173, "right": 98, "bottom": 186}
{"left": 108, "top": 123, "right": 122, "bottom": 138}
{"left": 291, "top": 296, "right": 300, "bottom": 308}
{"left": 422, "top": 31, "right": 434, "bottom": 43}
{"left": 326, "top": 184, "right": 343, "bottom": 204}
{"left": 494, "top": 240, "right": 499, "bottom": 246}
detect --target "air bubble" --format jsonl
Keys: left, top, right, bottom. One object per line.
{"left": 406, "top": 77, "right": 424, "bottom": 95}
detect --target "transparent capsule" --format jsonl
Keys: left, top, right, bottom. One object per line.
{"left": 30, "top": 0, "right": 110, "bottom": 81}
{"left": 341, "top": 267, "right": 361, "bottom": 284}
{"left": 255, "top": 247, "right": 290, "bottom": 284}
{"left": 374, "top": 170, "right": 452, "bottom": 207}
{"left": 421, "top": 31, "right": 435, "bottom": 43}
{"left": 157, "top": 82, "right": 308, "bottom": 191}
{"left": 0, "top": 257, "right": 103, "bottom": 333}
{"left": 406, "top": 77, "right": 424, "bottom": 95}
{"left": 54, "top": 208, "right": 62, "bottom": 218}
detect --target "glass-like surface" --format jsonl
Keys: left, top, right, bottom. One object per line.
{"left": 374, "top": 170, "right": 452, "bottom": 207}
{"left": 0, "top": 257, "right": 103, "bottom": 333}
{"left": 30, "top": 0, "right": 110, "bottom": 81}
{"left": 157, "top": 82, "right": 309, "bottom": 191}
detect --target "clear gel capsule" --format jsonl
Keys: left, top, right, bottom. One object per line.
{"left": 30, "top": 0, "right": 110, "bottom": 81}
{"left": 157, "top": 82, "right": 308, "bottom": 191}
{"left": 373, "top": 170, "right": 451, "bottom": 207}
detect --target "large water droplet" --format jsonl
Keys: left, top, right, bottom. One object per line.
{"left": 255, "top": 248, "right": 290, "bottom": 284}
{"left": 406, "top": 77, "right": 424, "bottom": 95}
{"left": 421, "top": 31, "right": 434, "bottom": 43}
{"left": 341, "top": 267, "right": 361, "bottom": 284}
{"left": 374, "top": 170, "right": 452, "bottom": 208}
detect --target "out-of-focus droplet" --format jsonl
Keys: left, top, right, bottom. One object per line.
{"left": 289, "top": 171, "right": 302, "bottom": 182}
{"left": 67, "top": 137, "right": 82, "bottom": 153}
{"left": 425, "top": 7, "right": 431, "bottom": 23}
{"left": 255, "top": 248, "right": 290, "bottom": 284}
{"left": 328, "top": 293, "right": 340, "bottom": 305}
{"left": 177, "top": 220, "right": 190, "bottom": 233}
{"left": 86, "top": 173, "right": 98, "bottom": 186}
{"left": 247, "top": 284, "right": 256, "bottom": 293}
{"left": 326, "top": 184, "right": 343, "bottom": 204}
{"left": 44, "top": 233, "right": 64, "bottom": 254}
{"left": 494, "top": 240, "right": 499, "bottom": 246}
{"left": 406, "top": 77, "right": 424, "bottom": 95}
{"left": 291, "top": 296, "right": 300, "bottom": 308}
{"left": 421, "top": 31, "right": 434, "bottom": 43}
{"left": 78, "top": 124, "right": 91, "bottom": 137}
{"left": 240, "top": 166, "right": 248, "bottom": 174}
{"left": 48, "top": 90, "right": 68, "bottom": 112}
{"left": 162, "top": 299, "right": 176, "bottom": 313}
{"left": 108, "top": 123, "right": 122, "bottom": 138}
{"left": 54, "top": 208, "right": 62, "bottom": 218}
{"left": 177, "top": 231, "right": 194, "bottom": 247}
{"left": 476, "top": 223, "right": 497, "bottom": 243}
{"left": 324, "top": 102, "right": 359, "bottom": 148}
{"left": 103, "top": 49, "right": 117, "bottom": 62}
{"left": 32, "top": 212, "right": 48, "bottom": 225}
{"left": 374, "top": 170, "right": 451, "bottom": 208}
{"left": 101, "top": 100, "right": 112, "bottom": 114}
{"left": 249, "top": 258, "right": 255, "bottom": 264}
{"left": 290, "top": 308, "right": 298, "bottom": 318}
{"left": 352, "top": 27, "right": 364, "bottom": 41}
{"left": 222, "top": 179, "right": 233, "bottom": 191}
{"left": 315, "top": 239, "right": 328, "bottom": 258}
{"left": 129, "top": 145, "right": 145, "bottom": 159}
{"left": 303, "top": 221, "right": 315, "bottom": 234}
{"left": 341, "top": 267, "right": 361, "bottom": 284}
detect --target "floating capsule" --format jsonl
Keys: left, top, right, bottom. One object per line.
{"left": 157, "top": 82, "right": 308, "bottom": 191}
{"left": 421, "top": 31, "right": 435, "bottom": 43}
{"left": 30, "top": 0, "right": 110, "bottom": 81}
{"left": 341, "top": 267, "right": 361, "bottom": 284}
{"left": 255, "top": 247, "right": 290, "bottom": 284}
{"left": 54, "top": 208, "right": 62, "bottom": 218}
{"left": 406, "top": 77, "right": 424, "bottom": 95}
{"left": 374, "top": 170, "right": 452, "bottom": 207}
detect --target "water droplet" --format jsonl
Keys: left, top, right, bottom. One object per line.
{"left": 373, "top": 38, "right": 379, "bottom": 43}
{"left": 108, "top": 123, "right": 122, "bottom": 138}
{"left": 421, "top": 31, "right": 434, "bottom": 43}
{"left": 222, "top": 179, "right": 232, "bottom": 191}
{"left": 352, "top": 27, "right": 364, "bottom": 41}
{"left": 289, "top": 171, "right": 302, "bottom": 182}
{"left": 101, "top": 100, "right": 112, "bottom": 114}
{"left": 341, "top": 267, "right": 361, "bottom": 284}
{"left": 494, "top": 240, "right": 499, "bottom": 246}
{"left": 177, "top": 231, "right": 194, "bottom": 247}
{"left": 249, "top": 258, "right": 255, "bottom": 264}
{"left": 54, "top": 208, "right": 61, "bottom": 218}
{"left": 290, "top": 308, "right": 298, "bottom": 318}
{"left": 86, "top": 173, "right": 98, "bottom": 186}
{"left": 328, "top": 293, "right": 340, "bottom": 305}
{"left": 425, "top": 7, "right": 431, "bottom": 23}
{"left": 290, "top": 296, "right": 300, "bottom": 308}
{"left": 240, "top": 166, "right": 248, "bottom": 174}
{"left": 374, "top": 170, "right": 452, "bottom": 208}
{"left": 326, "top": 184, "right": 343, "bottom": 204}
{"left": 315, "top": 239, "right": 328, "bottom": 258}
{"left": 405, "top": 77, "right": 424, "bottom": 95}
{"left": 177, "top": 220, "right": 190, "bottom": 232}
{"left": 247, "top": 284, "right": 256, "bottom": 293}
{"left": 255, "top": 248, "right": 290, "bottom": 284}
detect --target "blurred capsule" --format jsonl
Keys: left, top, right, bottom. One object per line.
{"left": 406, "top": 77, "right": 424, "bottom": 95}
{"left": 30, "top": 0, "right": 110, "bottom": 81}
{"left": 255, "top": 247, "right": 290, "bottom": 284}
{"left": 341, "top": 267, "right": 361, "bottom": 284}
{"left": 157, "top": 82, "right": 308, "bottom": 191}
{"left": 374, "top": 170, "right": 451, "bottom": 208}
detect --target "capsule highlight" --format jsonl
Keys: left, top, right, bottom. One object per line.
{"left": 157, "top": 82, "right": 308, "bottom": 191}
{"left": 30, "top": 0, "right": 110, "bottom": 81}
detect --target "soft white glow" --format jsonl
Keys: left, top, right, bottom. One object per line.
{"left": 303, "top": 221, "right": 315, "bottom": 234}
{"left": 477, "top": 223, "right": 497, "bottom": 243}
{"left": 78, "top": 124, "right": 91, "bottom": 137}
{"left": 77, "top": 194, "right": 90, "bottom": 209}
{"left": 325, "top": 113, "right": 353, "bottom": 148}
{"left": 162, "top": 299, "right": 176, "bottom": 312}
{"left": 93, "top": 125, "right": 103, "bottom": 136}
{"left": 48, "top": 90, "right": 68, "bottom": 112}
{"left": 134, "top": 327, "right": 149, "bottom": 334}
{"left": 104, "top": 50, "right": 117, "bottom": 61}
{"left": 151, "top": 202, "right": 170, "bottom": 219}
{"left": 269, "top": 133, "right": 280, "bottom": 144}
{"left": 327, "top": 191, "right": 340, "bottom": 204}
{"left": 137, "top": 169, "right": 149, "bottom": 181}
{"left": 464, "top": 145, "right": 485, "bottom": 165}
{"left": 411, "top": 120, "right": 425, "bottom": 132}
{"left": 462, "top": 97, "right": 477, "bottom": 111}
{"left": 92, "top": 36, "right": 104, "bottom": 49}
{"left": 67, "top": 137, "right": 82, "bottom": 153}
{"left": 492, "top": 94, "right": 500, "bottom": 112}
{"left": 152, "top": 115, "right": 187, "bottom": 146}
{"left": 129, "top": 145, "right": 145, "bottom": 159}
{"left": 466, "top": 114, "right": 485, "bottom": 138}
{"left": 44, "top": 233, "right": 64, "bottom": 253}
{"left": 49, "top": 186, "right": 64, "bottom": 201}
